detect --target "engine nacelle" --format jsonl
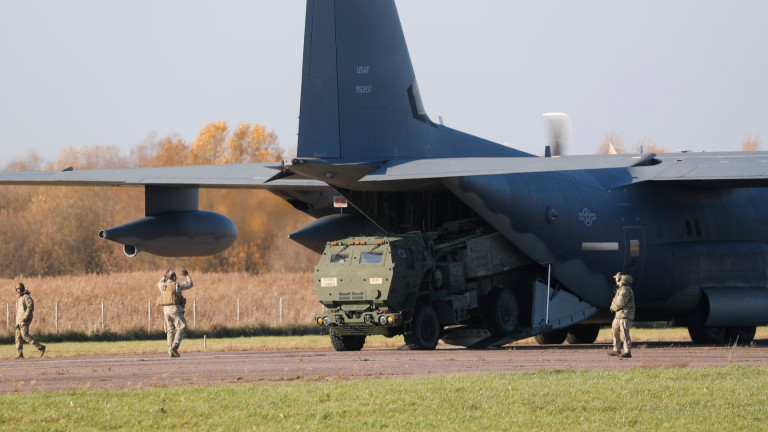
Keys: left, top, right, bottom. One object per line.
{"left": 288, "top": 213, "right": 383, "bottom": 253}
{"left": 99, "top": 210, "right": 237, "bottom": 257}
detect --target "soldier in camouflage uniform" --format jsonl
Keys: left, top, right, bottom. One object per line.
{"left": 14, "top": 282, "right": 46, "bottom": 359}
{"left": 157, "top": 269, "right": 193, "bottom": 358}
{"left": 608, "top": 273, "right": 635, "bottom": 358}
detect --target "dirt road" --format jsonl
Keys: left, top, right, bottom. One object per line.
{"left": 2, "top": 340, "right": 767, "bottom": 394}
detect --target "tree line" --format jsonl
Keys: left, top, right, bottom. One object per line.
{"left": 0, "top": 122, "right": 317, "bottom": 278}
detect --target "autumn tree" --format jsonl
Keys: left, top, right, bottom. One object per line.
{"left": 743, "top": 134, "right": 760, "bottom": 151}
{"left": 0, "top": 121, "right": 316, "bottom": 278}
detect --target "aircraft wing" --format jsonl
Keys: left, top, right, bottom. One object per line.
{"left": 0, "top": 163, "right": 329, "bottom": 190}
{"left": 358, "top": 154, "right": 657, "bottom": 182}
{"left": 627, "top": 152, "right": 768, "bottom": 188}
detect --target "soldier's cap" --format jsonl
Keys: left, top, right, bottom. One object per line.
{"left": 620, "top": 274, "right": 633, "bottom": 285}
{"left": 15, "top": 282, "right": 25, "bottom": 291}
{"left": 168, "top": 272, "right": 177, "bottom": 280}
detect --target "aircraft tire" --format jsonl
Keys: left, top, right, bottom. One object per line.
{"left": 565, "top": 324, "right": 600, "bottom": 344}
{"left": 329, "top": 329, "right": 366, "bottom": 351}
{"left": 404, "top": 305, "right": 441, "bottom": 350}
{"left": 687, "top": 324, "right": 726, "bottom": 344}
{"left": 533, "top": 328, "right": 568, "bottom": 345}
{"left": 726, "top": 326, "right": 756, "bottom": 345}
{"left": 482, "top": 287, "right": 520, "bottom": 336}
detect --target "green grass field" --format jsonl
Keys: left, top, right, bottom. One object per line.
{"left": 0, "top": 367, "right": 766, "bottom": 431}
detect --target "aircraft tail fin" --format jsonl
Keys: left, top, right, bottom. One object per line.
{"left": 297, "top": 0, "right": 525, "bottom": 160}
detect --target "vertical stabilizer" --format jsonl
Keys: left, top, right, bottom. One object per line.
{"left": 298, "top": 0, "right": 526, "bottom": 159}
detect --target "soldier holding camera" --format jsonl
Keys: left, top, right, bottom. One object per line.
{"left": 157, "top": 269, "right": 193, "bottom": 358}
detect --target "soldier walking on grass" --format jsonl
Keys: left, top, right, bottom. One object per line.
{"left": 608, "top": 272, "right": 635, "bottom": 359}
{"left": 14, "top": 282, "right": 46, "bottom": 359}
{"left": 157, "top": 269, "right": 193, "bottom": 358}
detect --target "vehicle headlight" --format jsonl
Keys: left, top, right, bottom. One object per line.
{"left": 379, "top": 316, "right": 388, "bottom": 325}
{"left": 322, "top": 316, "right": 332, "bottom": 326}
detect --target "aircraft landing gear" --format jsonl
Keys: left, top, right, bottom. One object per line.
{"left": 565, "top": 324, "right": 600, "bottom": 344}
{"left": 533, "top": 328, "right": 568, "bottom": 344}
{"left": 726, "top": 326, "right": 756, "bottom": 345}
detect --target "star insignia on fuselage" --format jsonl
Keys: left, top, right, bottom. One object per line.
{"left": 579, "top": 208, "right": 597, "bottom": 227}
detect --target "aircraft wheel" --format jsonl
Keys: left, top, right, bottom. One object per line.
{"left": 329, "top": 328, "right": 366, "bottom": 351}
{"left": 726, "top": 326, "right": 756, "bottom": 345}
{"left": 565, "top": 324, "right": 600, "bottom": 344}
{"left": 482, "top": 287, "right": 520, "bottom": 336}
{"left": 687, "top": 324, "right": 726, "bottom": 344}
{"left": 404, "top": 305, "right": 441, "bottom": 350}
{"left": 534, "top": 328, "right": 568, "bottom": 345}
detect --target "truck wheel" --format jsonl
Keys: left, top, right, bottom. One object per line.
{"left": 565, "top": 324, "right": 600, "bottom": 344}
{"left": 533, "top": 328, "right": 568, "bottom": 345}
{"left": 328, "top": 329, "right": 366, "bottom": 351}
{"left": 404, "top": 305, "right": 441, "bottom": 350}
{"left": 482, "top": 287, "right": 520, "bottom": 336}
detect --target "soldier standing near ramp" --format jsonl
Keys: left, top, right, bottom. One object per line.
{"left": 14, "top": 282, "right": 46, "bottom": 359}
{"left": 157, "top": 269, "right": 193, "bottom": 358}
{"left": 608, "top": 272, "right": 635, "bottom": 359}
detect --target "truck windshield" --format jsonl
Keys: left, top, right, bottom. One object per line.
{"left": 330, "top": 253, "right": 349, "bottom": 263}
{"left": 360, "top": 252, "right": 384, "bottom": 264}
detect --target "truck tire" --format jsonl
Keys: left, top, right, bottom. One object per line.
{"left": 329, "top": 328, "right": 366, "bottom": 351}
{"left": 404, "top": 305, "right": 441, "bottom": 350}
{"left": 533, "top": 328, "right": 568, "bottom": 345}
{"left": 565, "top": 324, "right": 600, "bottom": 344}
{"left": 482, "top": 287, "right": 520, "bottom": 336}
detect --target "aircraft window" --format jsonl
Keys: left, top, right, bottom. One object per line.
{"left": 330, "top": 253, "right": 349, "bottom": 263}
{"left": 694, "top": 220, "right": 702, "bottom": 237}
{"left": 685, "top": 220, "right": 693, "bottom": 237}
{"left": 360, "top": 252, "right": 384, "bottom": 264}
{"left": 630, "top": 239, "right": 640, "bottom": 257}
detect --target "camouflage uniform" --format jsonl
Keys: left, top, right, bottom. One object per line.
{"left": 157, "top": 274, "right": 193, "bottom": 357}
{"left": 15, "top": 285, "right": 45, "bottom": 358}
{"left": 610, "top": 275, "right": 635, "bottom": 357}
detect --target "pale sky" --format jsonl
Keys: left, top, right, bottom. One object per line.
{"left": 1, "top": 1, "right": 766, "bottom": 167}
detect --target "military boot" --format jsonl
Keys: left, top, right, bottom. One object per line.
{"left": 13, "top": 353, "right": 23, "bottom": 359}
{"left": 38, "top": 345, "right": 46, "bottom": 357}
{"left": 171, "top": 346, "right": 180, "bottom": 357}
{"left": 607, "top": 350, "right": 619, "bottom": 356}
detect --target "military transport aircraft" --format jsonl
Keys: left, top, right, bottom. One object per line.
{"left": 2, "top": 0, "right": 767, "bottom": 349}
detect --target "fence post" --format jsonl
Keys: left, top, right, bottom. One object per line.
{"left": 237, "top": 298, "right": 240, "bottom": 324}
{"left": 101, "top": 302, "right": 105, "bottom": 331}
{"left": 279, "top": 297, "right": 283, "bottom": 325}
{"left": 193, "top": 300, "right": 197, "bottom": 329}
{"left": 148, "top": 300, "right": 151, "bottom": 332}
{"left": 55, "top": 302, "right": 59, "bottom": 334}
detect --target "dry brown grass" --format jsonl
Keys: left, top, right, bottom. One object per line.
{"left": 0, "top": 271, "right": 320, "bottom": 336}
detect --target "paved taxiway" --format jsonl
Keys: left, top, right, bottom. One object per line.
{"left": 2, "top": 341, "right": 767, "bottom": 394}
